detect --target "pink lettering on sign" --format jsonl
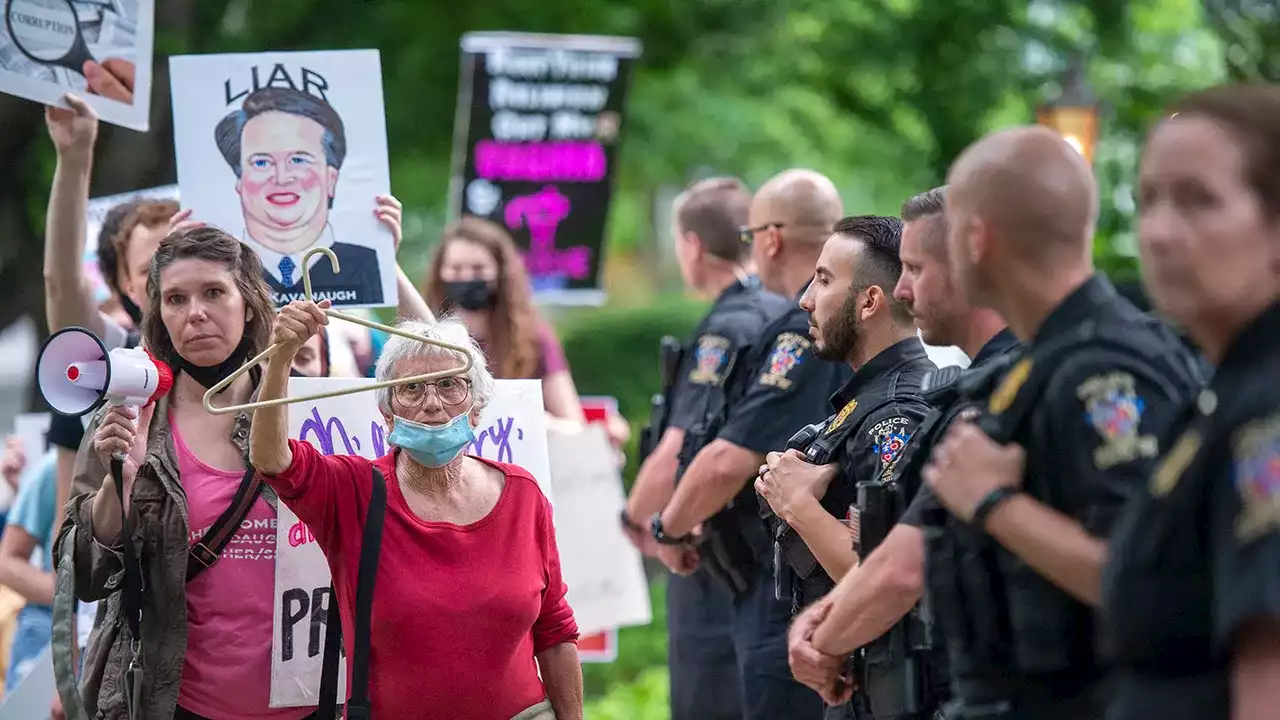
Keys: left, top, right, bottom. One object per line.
{"left": 288, "top": 520, "right": 316, "bottom": 547}
{"left": 505, "top": 186, "right": 592, "bottom": 280}
{"left": 475, "top": 141, "right": 607, "bottom": 182}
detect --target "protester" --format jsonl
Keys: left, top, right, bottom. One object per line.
{"left": 0, "top": 449, "right": 57, "bottom": 692}
{"left": 56, "top": 227, "right": 318, "bottom": 720}
{"left": 1102, "top": 83, "right": 1280, "bottom": 719}
{"left": 424, "top": 217, "right": 587, "bottom": 421}
{"left": 250, "top": 306, "right": 583, "bottom": 720}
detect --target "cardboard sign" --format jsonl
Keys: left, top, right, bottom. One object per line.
{"left": 269, "top": 377, "right": 549, "bottom": 708}
{"left": 448, "top": 33, "right": 641, "bottom": 305}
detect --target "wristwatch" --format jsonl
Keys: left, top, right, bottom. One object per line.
{"left": 650, "top": 514, "right": 694, "bottom": 546}
{"left": 971, "top": 486, "right": 1021, "bottom": 531}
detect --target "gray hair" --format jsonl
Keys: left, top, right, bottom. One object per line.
{"left": 373, "top": 316, "right": 494, "bottom": 415}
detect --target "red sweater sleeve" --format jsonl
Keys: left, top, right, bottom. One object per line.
{"left": 531, "top": 489, "right": 579, "bottom": 653}
{"left": 263, "top": 438, "right": 370, "bottom": 543}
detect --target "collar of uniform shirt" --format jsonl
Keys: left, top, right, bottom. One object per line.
{"left": 1217, "top": 299, "right": 1280, "bottom": 370}
{"left": 1030, "top": 274, "right": 1117, "bottom": 343}
{"left": 827, "top": 336, "right": 930, "bottom": 412}
{"left": 971, "top": 328, "right": 1021, "bottom": 366}
{"left": 240, "top": 223, "right": 338, "bottom": 286}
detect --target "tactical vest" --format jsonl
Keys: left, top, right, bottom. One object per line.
{"left": 925, "top": 316, "right": 1203, "bottom": 714}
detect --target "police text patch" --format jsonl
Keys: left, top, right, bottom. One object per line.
{"left": 689, "top": 334, "right": 731, "bottom": 385}
{"left": 758, "top": 332, "right": 810, "bottom": 390}
{"left": 870, "top": 416, "right": 912, "bottom": 479}
{"left": 1232, "top": 413, "right": 1280, "bottom": 544}
{"left": 1077, "top": 371, "right": 1158, "bottom": 470}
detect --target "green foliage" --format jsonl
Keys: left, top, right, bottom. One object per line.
{"left": 583, "top": 667, "right": 671, "bottom": 720}
{"left": 582, "top": 580, "right": 670, "bottom": 698}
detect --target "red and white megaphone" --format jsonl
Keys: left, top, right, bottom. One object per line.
{"left": 37, "top": 327, "right": 174, "bottom": 417}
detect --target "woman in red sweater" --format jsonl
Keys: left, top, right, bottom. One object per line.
{"left": 250, "top": 301, "right": 583, "bottom": 720}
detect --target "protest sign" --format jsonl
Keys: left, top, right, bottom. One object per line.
{"left": 269, "top": 377, "right": 549, "bottom": 708}
{"left": 449, "top": 32, "right": 641, "bottom": 305}
{"left": 170, "top": 50, "right": 396, "bottom": 310}
{"left": 0, "top": 0, "right": 155, "bottom": 130}
{"left": 546, "top": 424, "right": 651, "bottom": 637}
{"left": 12, "top": 412, "right": 49, "bottom": 465}
{"left": 82, "top": 184, "right": 179, "bottom": 304}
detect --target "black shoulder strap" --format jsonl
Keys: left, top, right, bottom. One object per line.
{"left": 110, "top": 457, "right": 144, "bottom": 653}
{"left": 318, "top": 466, "right": 387, "bottom": 720}
{"left": 187, "top": 467, "right": 264, "bottom": 582}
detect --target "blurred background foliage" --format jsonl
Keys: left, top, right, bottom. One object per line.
{"left": 0, "top": 0, "right": 1274, "bottom": 714}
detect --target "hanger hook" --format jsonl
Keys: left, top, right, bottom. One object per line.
{"left": 301, "top": 247, "right": 341, "bottom": 303}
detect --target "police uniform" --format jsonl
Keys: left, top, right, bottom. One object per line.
{"left": 1102, "top": 300, "right": 1280, "bottom": 720}
{"left": 680, "top": 292, "right": 853, "bottom": 720}
{"left": 660, "top": 276, "right": 792, "bottom": 720}
{"left": 923, "top": 276, "right": 1202, "bottom": 720}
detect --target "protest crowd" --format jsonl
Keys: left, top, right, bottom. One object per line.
{"left": 0, "top": 11, "right": 1275, "bottom": 720}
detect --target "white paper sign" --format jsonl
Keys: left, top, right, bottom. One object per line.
{"left": 546, "top": 425, "right": 651, "bottom": 636}
{"left": 169, "top": 50, "right": 396, "bottom": 310}
{"left": 269, "top": 377, "right": 549, "bottom": 708}
{"left": 0, "top": 0, "right": 155, "bottom": 130}
{"left": 13, "top": 412, "right": 50, "bottom": 465}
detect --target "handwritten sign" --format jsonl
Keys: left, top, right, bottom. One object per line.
{"left": 450, "top": 32, "right": 641, "bottom": 306}
{"left": 270, "top": 377, "right": 549, "bottom": 708}
{"left": 547, "top": 424, "right": 651, "bottom": 637}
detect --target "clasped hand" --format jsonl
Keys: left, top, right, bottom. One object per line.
{"left": 755, "top": 449, "right": 837, "bottom": 523}
{"left": 922, "top": 421, "right": 1024, "bottom": 522}
{"left": 787, "top": 600, "right": 855, "bottom": 706}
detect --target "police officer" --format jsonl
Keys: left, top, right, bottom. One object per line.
{"left": 1101, "top": 85, "right": 1280, "bottom": 720}
{"left": 788, "top": 188, "right": 1018, "bottom": 717}
{"left": 622, "top": 176, "right": 789, "bottom": 720}
{"left": 652, "top": 168, "right": 850, "bottom": 719}
{"left": 756, "top": 214, "right": 935, "bottom": 720}
{"left": 918, "top": 126, "right": 1202, "bottom": 719}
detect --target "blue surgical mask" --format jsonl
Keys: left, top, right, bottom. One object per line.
{"left": 387, "top": 409, "right": 476, "bottom": 468}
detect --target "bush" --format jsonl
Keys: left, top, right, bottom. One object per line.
{"left": 583, "top": 667, "right": 671, "bottom": 720}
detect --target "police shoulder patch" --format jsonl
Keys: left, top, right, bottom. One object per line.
{"left": 988, "top": 358, "right": 1032, "bottom": 415}
{"left": 1077, "top": 371, "right": 1159, "bottom": 470}
{"left": 758, "top": 332, "right": 810, "bottom": 390}
{"left": 869, "top": 416, "right": 912, "bottom": 479}
{"left": 1232, "top": 414, "right": 1280, "bottom": 545}
{"left": 689, "top": 334, "right": 731, "bottom": 385}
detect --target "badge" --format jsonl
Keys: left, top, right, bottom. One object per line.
{"left": 870, "top": 416, "right": 912, "bottom": 479}
{"left": 988, "top": 358, "right": 1032, "bottom": 415}
{"left": 1150, "top": 430, "right": 1200, "bottom": 497}
{"left": 688, "top": 334, "right": 730, "bottom": 385}
{"left": 1077, "top": 372, "right": 1158, "bottom": 470}
{"left": 1232, "top": 414, "right": 1280, "bottom": 544}
{"left": 758, "top": 332, "right": 810, "bottom": 390}
{"left": 825, "top": 399, "right": 858, "bottom": 435}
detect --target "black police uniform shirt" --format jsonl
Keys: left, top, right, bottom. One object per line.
{"left": 1102, "top": 300, "right": 1280, "bottom": 720}
{"left": 936, "top": 275, "right": 1199, "bottom": 702}
{"left": 667, "top": 277, "right": 792, "bottom": 439}
{"left": 716, "top": 300, "right": 854, "bottom": 459}
{"left": 899, "top": 328, "right": 1021, "bottom": 528}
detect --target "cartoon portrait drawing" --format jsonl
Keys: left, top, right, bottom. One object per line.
{"left": 214, "top": 86, "right": 382, "bottom": 306}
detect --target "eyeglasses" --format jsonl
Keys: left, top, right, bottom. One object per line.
{"left": 738, "top": 222, "right": 785, "bottom": 245}
{"left": 392, "top": 377, "right": 471, "bottom": 407}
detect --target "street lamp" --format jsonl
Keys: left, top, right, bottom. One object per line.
{"left": 1037, "top": 58, "right": 1100, "bottom": 165}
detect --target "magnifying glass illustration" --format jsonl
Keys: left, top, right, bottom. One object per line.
{"left": 4, "top": 0, "right": 96, "bottom": 75}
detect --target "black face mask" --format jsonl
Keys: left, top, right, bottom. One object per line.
{"left": 120, "top": 295, "right": 144, "bottom": 326}
{"left": 443, "top": 280, "right": 496, "bottom": 311}
{"left": 175, "top": 337, "right": 254, "bottom": 391}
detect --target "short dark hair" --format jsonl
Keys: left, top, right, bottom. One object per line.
{"left": 1168, "top": 84, "right": 1280, "bottom": 219}
{"left": 675, "top": 177, "right": 752, "bottom": 262}
{"left": 900, "top": 186, "right": 949, "bottom": 259}
{"left": 214, "top": 88, "right": 347, "bottom": 206}
{"left": 105, "top": 200, "right": 181, "bottom": 289}
{"left": 144, "top": 226, "right": 274, "bottom": 371}
{"left": 832, "top": 215, "right": 913, "bottom": 326}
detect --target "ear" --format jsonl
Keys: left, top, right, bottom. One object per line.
{"left": 765, "top": 228, "right": 783, "bottom": 259}
{"left": 326, "top": 167, "right": 339, "bottom": 198}
{"left": 860, "top": 286, "right": 881, "bottom": 322}
{"left": 381, "top": 410, "right": 395, "bottom": 430}
{"left": 683, "top": 231, "right": 704, "bottom": 261}
{"left": 235, "top": 178, "right": 243, "bottom": 196}
{"left": 245, "top": 306, "right": 254, "bottom": 323}
{"left": 468, "top": 406, "right": 483, "bottom": 428}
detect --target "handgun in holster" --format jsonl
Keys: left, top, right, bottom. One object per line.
{"left": 757, "top": 422, "right": 824, "bottom": 521}
{"left": 639, "top": 336, "right": 684, "bottom": 463}
{"left": 698, "top": 505, "right": 762, "bottom": 598}
{"left": 773, "top": 525, "right": 821, "bottom": 607}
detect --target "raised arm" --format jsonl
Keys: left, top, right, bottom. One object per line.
{"left": 375, "top": 194, "right": 435, "bottom": 323}
{"left": 43, "top": 95, "right": 105, "bottom": 336}
{"left": 251, "top": 300, "right": 330, "bottom": 475}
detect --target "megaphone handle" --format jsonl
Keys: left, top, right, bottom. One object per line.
{"left": 110, "top": 402, "right": 141, "bottom": 463}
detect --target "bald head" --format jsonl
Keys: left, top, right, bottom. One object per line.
{"left": 947, "top": 126, "right": 1098, "bottom": 259}
{"left": 753, "top": 169, "right": 844, "bottom": 247}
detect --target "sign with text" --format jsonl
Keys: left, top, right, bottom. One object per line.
{"left": 547, "top": 424, "right": 651, "bottom": 637}
{"left": 269, "top": 377, "right": 549, "bottom": 708}
{"left": 448, "top": 32, "right": 641, "bottom": 306}
{"left": 170, "top": 50, "right": 396, "bottom": 310}
{"left": 0, "top": 0, "right": 155, "bottom": 130}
